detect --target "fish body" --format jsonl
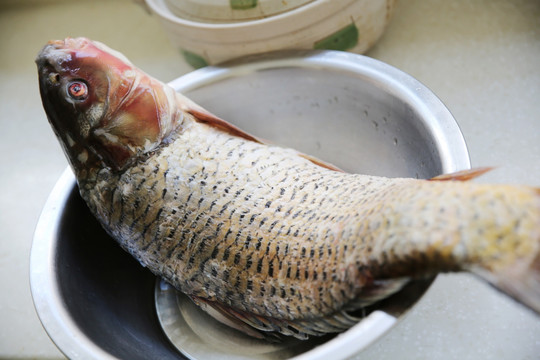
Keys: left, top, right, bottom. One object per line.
{"left": 37, "top": 38, "right": 540, "bottom": 339}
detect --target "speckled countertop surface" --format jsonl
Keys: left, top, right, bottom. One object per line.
{"left": 1, "top": 0, "right": 539, "bottom": 358}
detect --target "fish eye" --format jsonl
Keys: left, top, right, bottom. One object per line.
{"left": 67, "top": 80, "right": 88, "bottom": 101}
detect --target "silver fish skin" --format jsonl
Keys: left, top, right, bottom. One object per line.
{"left": 36, "top": 37, "right": 540, "bottom": 339}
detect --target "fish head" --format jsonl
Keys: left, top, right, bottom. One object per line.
{"left": 36, "top": 37, "right": 177, "bottom": 176}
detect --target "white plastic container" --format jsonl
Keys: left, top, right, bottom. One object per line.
{"left": 145, "top": 0, "right": 395, "bottom": 67}
{"left": 164, "top": 0, "right": 315, "bottom": 22}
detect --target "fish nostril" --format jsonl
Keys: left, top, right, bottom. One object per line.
{"left": 48, "top": 72, "right": 61, "bottom": 84}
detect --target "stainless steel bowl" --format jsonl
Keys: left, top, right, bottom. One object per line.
{"left": 31, "top": 50, "right": 470, "bottom": 360}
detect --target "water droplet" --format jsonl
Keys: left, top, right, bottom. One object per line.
{"left": 393, "top": 137, "right": 398, "bottom": 145}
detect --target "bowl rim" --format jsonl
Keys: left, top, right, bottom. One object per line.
{"left": 30, "top": 49, "right": 470, "bottom": 360}
{"left": 30, "top": 167, "right": 114, "bottom": 360}
{"left": 170, "top": 50, "right": 471, "bottom": 176}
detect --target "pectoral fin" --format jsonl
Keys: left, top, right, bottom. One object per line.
{"left": 190, "top": 295, "right": 359, "bottom": 340}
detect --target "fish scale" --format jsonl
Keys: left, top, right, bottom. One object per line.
{"left": 86, "top": 119, "right": 539, "bottom": 335}
{"left": 84, "top": 120, "right": 393, "bottom": 323}
{"left": 37, "top": 37, "right": 540, "bottom": 340}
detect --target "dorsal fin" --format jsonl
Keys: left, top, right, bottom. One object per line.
{"left": 178, "top": 93, "right": 344, "bottom": 172}
{"left": 186, "top": 107, "right": 262, "bottom": 144}
{"left": 430, "top": 167, "right": 493, "bottom": 182}
{"left": 298, "top": 153, "right": 344, "bottom": 172}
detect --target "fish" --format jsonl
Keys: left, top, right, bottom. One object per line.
{"left": 36, "top": 37, "right": 540, "bottom": 340}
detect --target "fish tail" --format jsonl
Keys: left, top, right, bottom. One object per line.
{"left": 471, "top": 246, "right": 540, "bottom": 314}
{"left": 469, "top": 188, "right": 540, "bottom": 314}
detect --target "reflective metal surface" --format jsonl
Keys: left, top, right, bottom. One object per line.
{"left": 30, "top": 50, "right": 470, "bottom": 360}
{"left": 169, "top": 50, "right": 469, "bottom": 177}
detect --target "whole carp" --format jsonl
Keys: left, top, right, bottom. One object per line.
{"left": 36, "top": 37, "right": 540, "bottom": 340}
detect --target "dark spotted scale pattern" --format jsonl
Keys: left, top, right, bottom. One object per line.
{"left": 80, "top": 116, "right": 540, "bottom": 339}
{"left": 85, "top": 120, "right": 387, "bottom": 321}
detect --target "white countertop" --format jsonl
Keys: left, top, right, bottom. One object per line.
{"left": 1, "top": 0, "right": 539, "bottom": 359}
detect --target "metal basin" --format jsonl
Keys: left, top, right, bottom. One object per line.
{"left": 30, "top": 50, "right": 470, "bottom": 359}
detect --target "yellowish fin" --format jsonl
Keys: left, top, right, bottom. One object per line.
{"left": 430, "top": 167, "right": 493, "bottom": 181}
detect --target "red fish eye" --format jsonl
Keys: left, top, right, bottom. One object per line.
{"left": 68, "top": 81, "right": 88, "bottom": 100}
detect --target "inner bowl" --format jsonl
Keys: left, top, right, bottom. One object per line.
{"left": 31, "top": 50, "right": 470, "bottom": 360}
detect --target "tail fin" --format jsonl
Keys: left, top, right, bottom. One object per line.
{"left": 471, "top": 249, "right": 540, "bottom": 314}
